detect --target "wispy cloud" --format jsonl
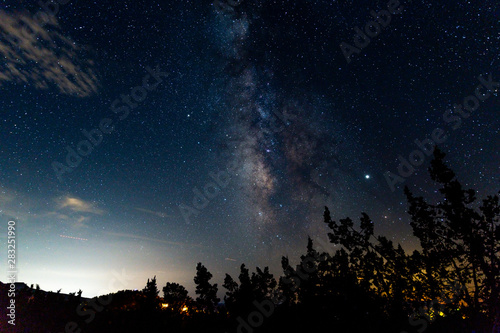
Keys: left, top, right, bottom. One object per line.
{"left": 73, "top": 215, "right": 90, "bottom": 229}
{"left": 104, "top": 231, "right": 204, "bottom": 248}
{"left": 0, "top": 190, "right": 14, "bottom": 204}
{"left": 0, "top": 186, "right": 39, "bottom": 221}
{"left": 45, "top": 211, "right": 70, "bottom": 220}
{"left": 0, "top": 10, "right": 99, "bottom": 96}
{"left": 134, "top": 207, "right": 174, "bottom": 218}
{"left": 57, "top": 196, "right": 104, "bottom": 215}
{"left": 44, "top": 211, "right": 90, "bottom": 229}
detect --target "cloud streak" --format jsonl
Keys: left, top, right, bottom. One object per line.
{"left": 134, "top": 207, "right": 174, "bottom": 219}
{"left": 0, "top": 10, "right": 99, "bottom": 96}
{"left": 103, "top": 231, "right": 204, "bottom": 249}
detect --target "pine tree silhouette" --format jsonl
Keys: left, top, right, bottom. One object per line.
{"left": 404, "top": 147, "right": 499, "bottom": 330}
{"left": 162, "top": 282, "right": 191, "bottom": 313}
{"left": 223, "top": 264, "right": 276, "bottom": 317}
{"left": 194, "top": 263, "right": 220, "bottom": 314}
{"left": 320, "top": 147, "right": 498, "bottom": 332}
{"left": 142, "top": 276, "right": 160, "bottom": 311}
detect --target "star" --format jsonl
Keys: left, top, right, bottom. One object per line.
{"left": 0, "top": 0, "right": 496, "bottom": 300}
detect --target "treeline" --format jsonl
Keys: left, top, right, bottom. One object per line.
{"left": 1, "top": 148, "right": 498, "bottom": 333}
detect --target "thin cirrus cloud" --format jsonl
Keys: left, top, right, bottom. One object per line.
{"left": 57, "top": 196, "right": 104, "bottom": 215}
{"left": 104, "top": 231, "right": 204, "bottom": 249}
{"left": 72, "top": 215, "right": 90, "bottom": 229}
{"left": 134, "top": 207, "right": 174, "bottom": 219}
{"left": 43, "top": 211, "right": 89, "bottom": 229}
{"left": 0, "top": 10, "right": 99, "bottom": 96}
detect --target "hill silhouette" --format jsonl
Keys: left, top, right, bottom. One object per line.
{"left": 1, "top": 148, "right": 497, "bottom": 333}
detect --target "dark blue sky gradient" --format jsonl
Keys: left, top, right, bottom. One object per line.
{"left": 0, "top": 0, "right": 498, "bottom": 297}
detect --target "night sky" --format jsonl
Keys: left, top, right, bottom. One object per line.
{"left": 0, "top": 0, "right": 498, "bottom": 298}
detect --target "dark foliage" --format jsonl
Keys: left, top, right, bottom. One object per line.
{"left": 194, "top": 262, "right": 220, "bottom": 314}
{"left": 2, "top": 148, "right": 497, "bottom": 333}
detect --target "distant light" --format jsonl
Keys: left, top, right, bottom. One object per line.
{"left": 161, "top": 303, "right": 168, "bottom": 308}
{"left": 182, "top": 306, "right": 188, "bottom": 312}
{"left": 365, "top": 175, "right": 370, "bottom": 179}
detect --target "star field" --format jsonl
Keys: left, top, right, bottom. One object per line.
{"left": 0, "top": 0, "right": 498, "bottom": 297}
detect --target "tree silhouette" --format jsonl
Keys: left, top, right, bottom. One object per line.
{"left": 278, "top": 256, "right": 298, "bottom": 307}
{"left": 321, "top": 147, "right": 498, "bottom": 332}
{"left": 275, "top": 236, "right": 389, "bottom": 332}
{"left": 404, "top": 147, "right": 499, "bottom": 328}
{"left": 223, "top": 264, "right": 252, "bottom": 315}
{"left": 3, "top": 147, "right": 497, "bottom": 333}
{"left": 322, "top": 206, "right": 415, "bottom": 321}
{"left": 251, "top": 266, "right": 276, "bottom": 301}
{"left": 162, "top": 282, "right": 191, "bottom": 313}
{"left": 142, "top": 276, "right": 160, "bottom": 311}
{"left": 194, "top": 263, "right": 220, "bottom": 313}
{"left": 223, "top": 264, "right": 276, "bottom": 317}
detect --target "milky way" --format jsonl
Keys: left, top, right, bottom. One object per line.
{"left": 213, "top": 2, "right": 367, "bottom": 246}
{"left": 0, "top": 0, "right": 497, "bottom": 298}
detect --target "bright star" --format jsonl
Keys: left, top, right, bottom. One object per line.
{"left": 365, "top": 175, "right": 370, "bottom": 179}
